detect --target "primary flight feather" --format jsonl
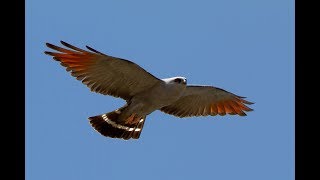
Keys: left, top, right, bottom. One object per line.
{"left": 44, "top": 41, "right": 253, "bottom": 140}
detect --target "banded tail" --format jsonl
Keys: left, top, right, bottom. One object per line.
{"left": 88, "top": 108, "right": 146, "bottom": 140}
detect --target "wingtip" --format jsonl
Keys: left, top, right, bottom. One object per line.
{"left": 60, "top": 40, "right": 68, "bottom": 46}
{"left": 240, "top": 113, "right": 247, "bottom": 116}
{"left": 53, "top": 57, "right": 60, "bottom": 61}
{"left": 44, "top": 51, "right": 56, "bottom": 57}
{"left": 245, "top": 101, "right": 254, "bottom": 105}
{"left": 86, "top": 45, "right": 104, "bottom": 55}
{"left": 60, "top": 40, "right": 74, "bottom": 48}
{"left": 45, "top": 42, "right": 55, "bottom": 48}
{"left": 85, "top": 45, "right": 92, "bottom": 50}
{"left": 239, "top": 98, "right": 254, "bottom": 105}
{"left": 247, "top": 108, "right": 254, "bottom": 111}
{"left": 237, "top": 95, "right": 247, "bottom": 99}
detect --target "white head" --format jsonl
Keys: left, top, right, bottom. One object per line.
{"left": 162, "top": 76, "right": 187, "bottom": 85}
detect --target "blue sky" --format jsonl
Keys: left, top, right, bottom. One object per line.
{"left": 26, "top": 0, "right": 294, "bottom": 180}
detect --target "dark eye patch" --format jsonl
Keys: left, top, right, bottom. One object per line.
{"left": 174, "top": 78, "right": 182, "bottom": 83}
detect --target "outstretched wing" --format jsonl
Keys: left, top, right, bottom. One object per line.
{"left": 160, "top": 85, "right": 253, "bottom": 117}
{"left": 45, "top": 41, "right": 160, "bottom": 100}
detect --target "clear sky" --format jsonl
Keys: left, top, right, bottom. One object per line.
{"left": 26, "top": 0, "right": 294, "bottom": 180}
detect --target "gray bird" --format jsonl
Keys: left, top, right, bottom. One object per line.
{"left": 45, "top": 41, "right": 253, "bottom": 140}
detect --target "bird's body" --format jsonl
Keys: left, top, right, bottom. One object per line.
{"left": 132, "top": 77, "right": 187, "bottom": 112}
{"left": 45, "top": 41, "right": 253, "bottom": 140}
{"left": 110, "top": 79, "right": 186, "bottom": 123}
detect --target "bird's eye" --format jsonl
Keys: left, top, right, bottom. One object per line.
{"left": 174, "top": 78, "right": 182, "bottom": 83}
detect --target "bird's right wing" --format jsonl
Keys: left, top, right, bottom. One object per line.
{"left": 45, "top": 41, "right": 160, "bottom": 100}
{"left": 160, "top": 85, "right": 253, "bottom": 117}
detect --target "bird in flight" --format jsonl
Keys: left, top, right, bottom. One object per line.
{"left": 44, "top": 41, "right": 253, "bottom": 140}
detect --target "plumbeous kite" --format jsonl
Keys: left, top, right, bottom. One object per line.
{"left": 45, "top": 41, "right": 253, "bottom": 140}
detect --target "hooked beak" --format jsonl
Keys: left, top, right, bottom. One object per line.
{"left": 182, "top": 79, "right": 187, "bottom": 85}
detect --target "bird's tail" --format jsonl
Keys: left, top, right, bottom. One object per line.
{"left": 88, "top": 107, "right": 146, "bottom": 140}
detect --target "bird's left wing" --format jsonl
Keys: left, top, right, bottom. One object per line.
{"left": 45, "top": 41, "right": 160, "bottom": 100}
{"left": 160, "top": 85, "right": 253, "bottom": 117}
